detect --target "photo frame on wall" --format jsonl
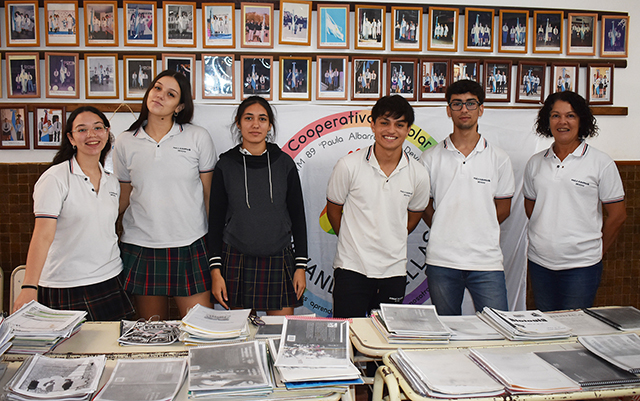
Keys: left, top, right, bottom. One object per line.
{"left": 355, "top": 5, "right": 385, "bottom": 50}
{"left": 551, "top": 63, "right": 579, "bottom": 93}
{"left": 124, "top": 1, "right": 157, "bottom": 46}
{"left": 203, "top": 54, "right": 235, "bottom": 99}
{"left": 162, "top": 53, "right": 195, "bottom": 97}
{"left": 280, "top": 56, "right": 311, "bottom": 101}
{"left": 5, "top": 1, "right": 40, "bottom": 47}
{"left": 0, "top": 105, "right": 29, "bottom": 149}
{"left": 387, "top": 59, "right": 417, "bottom": 101}
{"left": 84, "top": 53, "right": 118, "bottom": 99}
{"left": 516, "top": 61, "right": 546, "bottom": 104}
{"left": 6, "top": 52, "right": 40, "bottom": 98}
{"left": 601, "top": 15, "right": 629, "bottom": 57}
{"left": 45, "top": 52, "right": 79, "bottom": 98}
{"left": 279, "top": 0, "right": 311, "bottom": 46}
{"left": 483, "top": 60, "right": 511, "bottom": 102}
{"left": 84, "top": 1, "right": 118, "bottom": 46}
{"left": 44, "top": 0, "right": 79, "bottom": 46}
{"left": 317, "top": 3, "right": 349, "bottom": 49}
{"left": 533, "top": 10, "right": 563, "bottom": 54}
{"left": 464, "top": 8, "right": 494, "bottom": 52}
{"left": 352, "top": 57, "right": 382, "bottom": 100}
{"left": 391, "top": 6, "right": 422, "bottom": 52}
{"left": 567, "top": 13, "right": 597, "bottom": 56}
{"left": 316, "top": 55, "right": 348, "bottom": 100}
{"left": 420, "top": 58, "right": 449, "bottom": 101}
{"left": 587, "top": 63, "right": 614, "bottom": 105}
{"left": 33, "top": 105, "right": 65, "bottom": 149}
{"left": 241, "top": 3, "right": 274, "bottom": 48}
{"left": 203, "top": 3, "right": 235, "bottom": 48}
{"left": 163, "top": 1, "right": 196, "bottom": 47}
{"left": 452, "top": 59, "right": 479, "bottom": 82}
{"left": 498, "top": 10, "right": 528, "bottom": 53}
{"left": 428, "top": 7, "right": 458, "bottom": 52}
{"left": 240, "top": 55, "right": 273, "bottom": 100}
{"left": 124, "top": 55, "right": 157, "bottom": 100}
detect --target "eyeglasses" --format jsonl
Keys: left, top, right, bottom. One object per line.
{"left": 448, "top": 100, "right": 481, "bottom": 111}
{"left": 73, "top": 125, "right": 107, "bottom": 135}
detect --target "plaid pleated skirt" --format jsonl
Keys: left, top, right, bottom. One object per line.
{"left": 120, "top": 237, "right": 212, "bottom": 296}
{"left": 38, "top": 275, "right": 135, "bottom": 321}
{"left": 221, "top": 243, "right": 302, "bottom": 311}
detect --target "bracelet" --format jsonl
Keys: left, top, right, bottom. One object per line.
{"left": 21, "top": 284, "right": 38, "bottom": 290}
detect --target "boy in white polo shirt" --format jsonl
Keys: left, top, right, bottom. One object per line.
{"left": 326, "top": 95, "right": 430, "bottom": 318}
{"left": 420, "top": 79, "right": 515, "bottom": 316}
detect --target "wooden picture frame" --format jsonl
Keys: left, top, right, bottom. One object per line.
{"left": 567, "top": 13, "right": 597, "bottom": 56}
{"left": 45, "top": 52, "right": 79, "bottom": 99}
{"left": 601, "top": 15, "right": 629, "bottom": 58}
{"left": 240, "top": 55, "right": 273, "bottom": 100}
{"left": 44, "top": 0, "right": 79, "bottom": 46}
{"left": 452, "top": 59, "right": 480, "bottom": 83}
{"left": 516, "top": 61, "right": 546, "bottom": 104}
{"left": 202, "top": 54, "right": 235, "bottom": 99}
{"left": 533, "top": 10, "right": 563, "bottom": 54}
{"left": 387, "top": 58, "right": 417, "bottom": 101}
{"left": 84, "top": 1, "right": 118, "bottom": 46}
{"left": 162, "top": 53, "right": 195, "bottom": 97}
{"left": 6, "top": 52, "right": 40, "bottom": 98}
{"left": 587, "top": 64, "right": 614, "bottom": 105}
{"left": 0, "top": 105, "right": 29, "bottom": 149}
{"left": 355, "top": 5, "right": 385, "bottom": 50}
{"left": 317, "top": 3, "right": 349, "bottom": 49}
{"left": 498, "top": 10, "right": 528, "bottom": 54}
{"left": 241, "top": 2, "right": 274, "bottom": 49}
{"left": 279, "top": 0, "right": 311, "bottom": 46}
{"left": 203, "top": 3, "right": 235, "bottom": 48}
{"left": 352, "top": 57, "right": 382, "bottom": 100}
{"left": 280, "top": 56, "right": 311, "bottom": 101}
{"left": 5, "top": 1, "right": 40, "bottom": 47}
{"left": 428, "top": 7, "right": 458, "bottom": 52}
{"left": 33, "top": 105, "right": 66, "bottom": 149}
{"left": 391, "top": 6, "right": 422, "bottom": 52}
{"left": 163, "top": 1, "right": 196, "bottom": 47}
{"left": 420, "top": 58, "right": 450, "bottom": 101}
{"left": 551, "top": 63, "right": 579, "bottom": 94}
{"left": 84, "top": 53, "right": 118, "bottom": 99}
{"left": 317, "top": 55, "right": 348, "bottom": 100}
{"left": 124, "top": 1, "right": 157, "bottom": 46}
{"left": 483, "top": 60, "right": 512, "bottom": 103}
{"left": 124, "top": 55, "right": 157, "bottom": 100}
{"left": 464, "top": 8, "right": 494, "bottom": 52}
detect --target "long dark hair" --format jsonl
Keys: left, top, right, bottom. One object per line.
{"left": 231, "top": 96, "right": 276, "bottom": 144}
{"left": 127, "top": 69, "right": 194, "bottom": 132}
{"left": 51, "top": 106, "right": 112, "bottom": 166}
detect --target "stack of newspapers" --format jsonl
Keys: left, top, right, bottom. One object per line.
{"left": 5, "top": 301, "right": 86, "bottom": 354}
{"left": 0, "top": 316, "right": 14, "bottom": 356}
{"left": 477, "top": 307, "right": 573, "bottom": 341}
{"left": 371, "top": 304, "right": 451, "bottom": 344}
{"left": 179, "top": 304, "right": 250, "bottom": 344}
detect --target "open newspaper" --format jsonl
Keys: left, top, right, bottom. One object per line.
{"left": 578, "top": 333, "right": 640, "bottom": 373}
{"left": 118, "top": 319, "right": 181, "bottom": 346}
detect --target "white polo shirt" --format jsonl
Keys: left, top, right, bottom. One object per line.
{"left": 421, "top": 135, "right": 515, "bottom": 271}
{"left": 523, "top": 142, "right": 624, "bottom": 270}
{"left": 34, "top": 157, "right": 122, "bottom": 287}
{"left": 114, "top": 122, "right": 217, "bottom": 248}
{"left": 326, "top": 145, "right": 430, "bottom": 278}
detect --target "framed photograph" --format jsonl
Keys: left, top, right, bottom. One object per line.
{"left": 124, "top": 55, "right": 156, "bottom": 100}
{"left": 241, "top": 2, "right": 274, "bottom": 48}
{"left": 34, "top": 106, "right": 65, "bottom": 149}
{"left": 499, "top": 10, "right": 528, "bottom": 53}
{"left": 533, "top": 10, "right": 563, "bottom": 54}
{"left": 84, "top": 53, "right": 118, "bottom": 99}
{"left": 317, "top": 56, "right": 348, "bottom": 100}
{"left": 44, "top": 1, "right": 79, "bottom": 46}
{"left": 202, "top": 54, "right": 235, "bottom": 99}
{"left": 352, "top": 57, "right": 382, "bottom": 100}
{"left": 452, "top": 59, "right": 480, "bottom": 82}
{"left": 0, "top": 105, "right": 29, "bottom": 149}
{"left": 203, "top": 3, "right": 235, "bottom": 48}
{"left": 587, "top": 64, "right": 614, "bottom": 105}
{"left": 551, "top": 63, "right": 579, "bottom": 93}
{"left": 280, "top": 56, "right": 311, "bottom": 101}
{"left": 483, "top": 60, "right": 512, "bottom": 103}
{"left": 84, "top": 1, "right": 118, "bottom": 46}
{"left": 428, "top": 7, "right": 458, "bottom": 52}
{"left": 163, "top": 1, "right": 195, "bottom": 47}
{"left": 391, "top": 6, "right": 422, "bottom": 51}
{"left": 317, "top": 4, "right": 349, "bottom": 49}
{"left": 516, "top": 61, "right": 546, "bottom": 104}
{"left": 45, "top": 52, "right": 79, "bottom": 98}
{"left": 240, "top": 55, "right": 273, "bottom": 100}
{"left": 355, "top": 5, "right": 385, "bottom": 50}
{"left": 5, "top": 1, "right": 39, "bottom": 46}
{"left": 280, "top": 0, "right": 311, "bottom": 46}
{"left": 162, "top": 54, "right": 195, "bottom": 97}
{"left": 420, "top": 59, "right": 449, "bottom": 101}
{"left": 465, "top": 8, "right": 494, "bottom": 52}
{"left": 124, "top": 1, "right": 156, "bottom": 46}
{"left": 6, "top": 52, "right": 40, "bottom": 98}
{"left": 567, "top": 13, "right": 597, "bottom": 56}
{"left": 601, "top": 15, "right": 629, "bottom": 57}
{"left": 387, "top": 59, "right": 417, "bottom": 101}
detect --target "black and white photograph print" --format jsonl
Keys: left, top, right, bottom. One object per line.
{"left": 516, "top": 62, "right": 546, "bottom": 104}
{"left": 124, "top": 1, "right": 156, "bottom": 46}
{"left": 164, "top": 2, "right": 195, "bottom": 47}
{"left": 420, "top": 59, "right": 449, "bottom": 101}
{"left": 34, "top": 106, "right": 65, "bottom": 149}
{"left": 587, "top": 64, "right": 614, "bottom": 105}
{"left": 387, "top": 59, "right": 416, "bottom": 101}
{"left": 483, "top": 60, "right": 511, "bottom": 102}
{"left": 533, "top": 10, "right": 563, "bottom": 54}
{"left": 279, "top": 0, "right": 311, "bottom": 46}
{"left": 45, "top": 52, "right": 78, "bottom": 98}
{"left": 0, "top": 105, "right": 29, "bottom": 149}
{"left": 391, "top": 6, "right": 421, "bottom": 51}
{"left": 241, "top": 56, "right": 272, "bottom": 100}
{"left": 85, "top": 53, "right": 118, "bottom": 99}
{"left": 428, "top": 7, "right": 457, "bottom": 52}
{"left": 203, "top": 3, "right": 235, "bottom": 48}
{"left": 352, "top": 57, "right": 382, "bottom": 100}
{"left": 317, "top": 56, "right": 348, "bottom": 100}
{"left": 551, "top": 63, "right": 579, "bottom": 94}
{"left": 241, "top": 3, "right": 274, "bottom": 48}
{"left": 280, "top": 56, "right": 311, "bottom": 101}
{"left": 355, "top": 5, "right": 384, "bottom": 50}
{"left": 567, "top": 13, "right": 596, "bottom": 56}
{"left": 7, "top": 52, "right": 40, "bottom": 98}
{"left": 163, "top": 54, "right": 195, "bottom": 97}
{"left": 124, "top": 56, "right": 156, "bottom": 100}
{"left": 499, "top": 10, "right": 528, "bottom": 53}
{"left": 44, "top": 1, "right": 79, "bottom": 46}
{"left": 452, "top": 60, "right": 479, "bottom": 83}
{"left": 203, "top": 54, "right": 235, "bottom": 99}
{"left": 5, "top": 1, "right": 39, "bottom": 46}
{"left": 601, "top": 15, "right": 629, "bottom": 57}
{"left": 465, "top": 8, "right": 494, "bottom": 52}
{"left": 84, "top": 1, "right": 117, "bottom": 46}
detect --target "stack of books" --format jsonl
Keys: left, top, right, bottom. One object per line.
{"left": 584, "top": 306, "right": 640, "bottom": 331}
{"left": 477, "top": 307, "right": 572, "bottom": 341}
{"left": 371, "top": 304, "right": 451, "bottom": 344}
{"left": 179, "top": 304, "right": 250, "bottom": 344}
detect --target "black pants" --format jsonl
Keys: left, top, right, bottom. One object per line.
{"left": 332, "top": 268, "right": 406, "bottom": 318}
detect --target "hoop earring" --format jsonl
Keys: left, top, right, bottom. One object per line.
{"left": 174, "top": 111, "right": 179, "bottom": 118}
{"left": 73, "top": 145, "right": 77, "bottom": 150}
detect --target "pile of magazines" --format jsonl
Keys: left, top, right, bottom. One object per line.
{"left": 179, "top": 304, "right": 250, "bottom": 344}
{"left": 477, "top": 307, "right": 572, "bottom": 340}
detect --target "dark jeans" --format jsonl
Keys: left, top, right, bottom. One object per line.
{"left": 332, "top": 268, "right": 406, "bottom": 318}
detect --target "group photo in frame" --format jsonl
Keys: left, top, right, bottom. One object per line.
{"left": 241, "top": 3, "right": 274, "bottom": 48}
{"left": 551, "top": 63, "right": 579, "bottom": 93}
{"left": 44, "top": 0, "right": 79, "bottom": 46}
{"left": 124, "top": 55, "right": 156, "bottom": 100}
{"left": 124, "top": 1, "right": 156, "bottom": 46}
{"left": 420, "top": 59, "right": 449, "bottom": 101}
{"left": 483, "top": 60, "right": 511, "bottom": 102}
{"left": 84, "top": 53, "right": 118, "bottom": 99}
{"left": 84, "top": 1, "right": 118, "bottom": 46}
{"left": 355, "top": 5, "right": 384, "bottom": 50}
{"left": 5, "top": 1, "right": 39, "bottom": 46}
{"left": 280, "top": 56, "right": 311, "bottom": 101}
{"left": 533, "top": 10, "right": 563, "bottom": 54}
{"left": 240, "top": 55, "right": 273, "bottom": 100}
{"left": 601, "top": 15, "right": 629, "bottom": 57}
{"left": 567, "top": 13, "right": 597, "bottom": 56}
{"left": 452, "top": 59, "right": 479, "bottom": 82}
{"left": 203, "top": 3, "right": 235, "bottom": 48}
{"left": 33, "top": 106, "right": 65, "bottom": 149}
{"left": 516, "top": 61, "right": 546, "bottom": 104}
{"left": 588, "top": 64, "right": 614, "bottom": 105}
{"left": 0, "top": 105, "right": 29, "bottom": 149}
{"left": 45, "top": 52, "right": 79, "bottom": 98}
{"left": 465, "top": 8, "right": 494, "bottom": 52}
{"left": 498, "top": 10, "right": 528, "bottom": 53}
{"left": 6, "top": 52, "right": 40, "bottom": 98}
{"left": 387, "top": 59, "right": 417, "bottom": 101}
{"left": 391, "top": 6, "right": 422, "bottom": 52}
{"left": 317, "top": 3, "right": 349, "bottom": 49}
{"left": 163, "top": 2, "right": 196, "bottom": 47}
{"left": 428, "top": 7, "right": 457, "bottom": 52}
{"left": 316, "top": 55, "right": 348, "bottom": 100}
{"left": 202, "top": 54, "right": 235, "bottom": 99}
{"left": 279, "top": 0, "right": 311, "bottom": 46}
{"left": 163, "top": 54, "right": 195, "bottom": 97}
{"left": 352, "top": 57, "right": 382, "bottom": 100}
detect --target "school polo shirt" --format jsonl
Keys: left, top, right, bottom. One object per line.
{"left": 34, "top": 157, "right": 122, "bottom": 288}
{"left": 421, "top": 135, "right": 515, "bottom": 271}
{"left": 523, "top": 142, "right": 624, "bottom": 270}
{"left": 326, "top": 145, "right": 430, "bottom": 278}
{"left": 114, "top": 123, "right": 217, "bottom": 248}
